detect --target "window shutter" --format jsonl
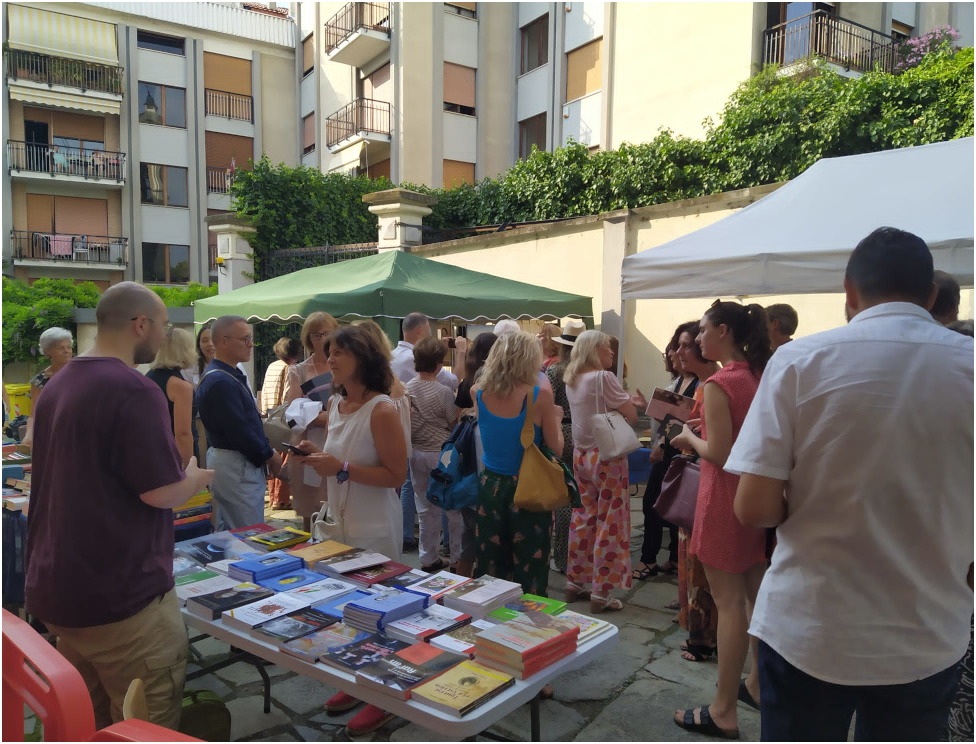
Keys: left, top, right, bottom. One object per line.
{"left": 566, "top": 38, "right": 602, "bottom": 102}
{"left": 205, "top": 132, "right": 254, "bottom": 169}
{"left": 303, "top": 114, "right": 315, "bottom": 150}
{"left": 26, "top": 194, "right": 54, "bottom": 233}
{"left": 52, "top": 111, "right": 105, "bottom": 142}
{"left": 303, "top": 34, "right": 314, "bottom": 73}
{"left": 364, "top": 63, "right": 392, "bottom": 103}
{"left": 443, "top": 160, "right": 475, "bottom": 189}
{"left": 203, "top": 52, "right": 252, "bottom": 96}
{"left": 443, "top": 63, "right": 475, "bottom": 108}
{"left": 53, "top": 196, "right": 108, "bottom": 237}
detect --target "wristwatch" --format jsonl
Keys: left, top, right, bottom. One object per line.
{"left": 336, "top": 461, "right": 350, "bottom": 484}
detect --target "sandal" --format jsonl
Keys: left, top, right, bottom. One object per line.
{"left": 590, "top": 595, "right": 624, "bottom": 613}
{"left": 564, "top": 581, "right": 591, "bottom": 603}
{"left": 737, "top": 679, "right": 760, "bottom": 711}
{"left": 632, "top": 563, "right": 660, "bottom": 581}
{"left": 674, "top": 704, "right": 740, "bottom": 740}
{"left": 324, "top": 691, "right": 362, "bottom": 713}
{"left": 680, "top": 642, "right": 717, "bottom": 662}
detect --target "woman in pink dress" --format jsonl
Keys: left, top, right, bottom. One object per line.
{"left": 671, "top": 300, "right": 772, "bottom": 740}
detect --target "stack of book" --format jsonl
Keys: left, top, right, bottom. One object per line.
{"left": 282, "top": 578, "right": 360, "bottom": 607}
{"left": 555, "top": 610, "right": 613, "bottom": 645}
{"left": 440, "top": 575, "right": 523, "bottom": 619}
{"left": 429, "top": 619, "right": 496, "bottom": 657}
{"left": 356, "top": 642, "right": 466, "bottom": 700}
{"left": 256, "top": 568, "right": 325, "bottom": 592}
{"left": 385, "top": 604, "right": 472, "bottom": 644}
{"left": 485, "top": 594, "right": 567, "bottom": 623}
{"left": 281, "top": 623, "right": 372, "bottom": 662}
{"left": 185, "top": 582, "right": 272, "bottom": 620}
{"left": 342, "top": 588, "right": 428, "bottom": 633}
{"left": 314, "top": 590, "right": 375, "bottom": 621}
{"left": 312, "top": 549, "right": 390, "bottom": 579}
{"left": 222, "top": 591, "right": 311, "bottom": 632}
{"left": 400, "top": 570, "right": 471, "bottom": 603}
{"left": 176, "top": 532, "right": 260, "bottom": 566}
{"left": 377, "top": 568, "right": 428, "bottom": 590}
{"left": 252, "top": 606, "right": 337, "bottom": 644}
{"left": 342, "top": 560, "right": 413, "bottom": 589}
{"left": 228, "top": 550, "right": 304, "bottom": 583}
{"left": 473, "top": 610, "right": 580, "bottom": 679}
{"left": 175, "top": 570, "right": 240, "bottom": 606}
{"left": 318, "top": 633, "right": 409, "bottom": 673}
{"left": 244, "top": 527, "right": 311, "bottom": 553}
{"left": 288, "top": 540, "right": 356, "bottom": 566}
{"left": 172, "top": 491, "right": 213, "bottom": 527}
{"left": 231, "top": 523, "right": 276, "bottom": 541}
{"left": 410, "top": 660, "right": 515, "bottom": 718}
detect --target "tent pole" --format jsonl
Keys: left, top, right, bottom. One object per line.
{"left": 616, "top": 299, "right": 627, "bottom": 380}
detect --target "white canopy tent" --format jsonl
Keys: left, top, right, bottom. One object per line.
{"left": 620, "top": 137, "right": 975, "bottom": 300}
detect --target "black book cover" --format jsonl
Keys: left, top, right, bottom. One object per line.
{"left": 189, "top": 584, "right": 272, "bottom": 619}
{"left": 358, "top": 644, "right": 464, "bottom": 694}
{"left": 300, "top": 371, "right": 333, "bottom": 405}
{"left": 319, "top": 634, "right": 409, "bottom": 671}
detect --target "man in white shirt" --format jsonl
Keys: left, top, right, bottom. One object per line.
{"left": 728, "top": 227, "right": 974, "bottom": 741}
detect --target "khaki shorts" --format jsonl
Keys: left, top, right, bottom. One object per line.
{"left": 45, "top": 588, "right": 188, "bottom": 731}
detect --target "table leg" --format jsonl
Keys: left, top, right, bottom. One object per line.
{"left": 530, "top": 693, "right": 541, "bottom": 742}
{"left": 185, "top": 642, "right": 272, "bottom": 713}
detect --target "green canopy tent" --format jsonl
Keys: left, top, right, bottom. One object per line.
{"left": 193, "top": 250, "right": 593, "bottom": 345}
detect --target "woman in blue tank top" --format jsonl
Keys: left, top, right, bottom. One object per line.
{"left": 473, "top": 331, "right": 564, "bottom": 597}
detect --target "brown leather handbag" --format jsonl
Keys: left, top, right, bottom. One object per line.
{"left": 653, "top": 455, "right": 700, "bottom": 530}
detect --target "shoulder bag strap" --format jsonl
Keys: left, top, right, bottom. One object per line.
{"left": 596, "top": 371, "right": 608, "bottom": 416}
{"left": 520, "top": 386, "right": 538, "bottom": 450}
{"left": 201, "top": 368, "right": 252, "bottom": 398}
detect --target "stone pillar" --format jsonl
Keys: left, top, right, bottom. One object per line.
{"left": 205, "top": 213, "right": 257, "bottom": 294}
{"left": 362, "top": 188, "right": 438, "bottom": 252}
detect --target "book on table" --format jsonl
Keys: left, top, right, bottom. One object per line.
{"left": 228, "top": 551, "right": 305, "bottom": 583}
{"left": 288, "top": 540, "right": 356, "bottom": 566}
{"left": 401, "top": 570, "right": 471, "bottom": 601}
{"left": 204, "top": 559, "right": 235, "bottom": 576}
{"left": 222, "top": 592, "right": 312, "bottom": 632}
{"left": 440, "top": 576, "right": 523, "bottom": 618}
{"left": 376, "top": 568, "right": 427, "bottom": 589}
{"left": 429, "top": 619, "right": 496, "bottom": 657}
{"left": 282, "top": 578, "right": 359, "bottom": 606}
{"left": 474, "top": 610, "right": 580, "bottom": 664}
{"left": 173, "top": 553, "right": 205, "bottom": 578}
{"left": 185, "top": 583, "right": 273, "bottom": 620}
{"left": 313, "top": 590, "right": 375, "bottom": 621}
{"left": 341, "top": 588, "right": 428, "bottom": 633}
{"left": 474, "top": 638, "right": 577, "bottom": 679}
{"left": 245, "top": 527, "right": 311, "bottom": 553}
{"left": 485, "top": 594, "right": 567, "bottom": 623}
{"left": 343, "top": 561, "right": 413, "bottom": 589}
{"left": 175, "top": 568, "right": 218, "bottom": 588}
{"left": 312, "top": 550, "right": 390, "bottom": 577}
{"left": 280, "top": 623, "right": 373, "bottom": 662}
{"left": 355, "top": 642, "right": 466, "bottom": 700}
{"left": 385, "top": 605, "right": 473, "bottom": 644}
{"left": 318, "top": 633, "right": 409, "bottom": 673}
{"left": 230, "top": 523, "right": 276, "bottom": 541}
{"left": 256, "top": 568, "right": 325, "bottom": 592}
{"left": 555, "top": 611, "right": 613, "bottom": 645}
{"left": 300, "top": 370, "right": 333, "bottom": 405}
{"left": 410, "top": 660, "right": 515, "bottom": 718}
{"left": 253, "top": 608, "right": 337, "bottom": 644}
{"left": 176, "top": 532, "right": 260, "bottom": 566}
{"left": 176, "top": 574, "right": 241, "bottom": 606}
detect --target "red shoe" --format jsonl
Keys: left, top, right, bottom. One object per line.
{"left": 346, "top": 704, "right": 395, "bottom": 735}
{"left": 323, "top": 691, "right": 361, "bottom": 713}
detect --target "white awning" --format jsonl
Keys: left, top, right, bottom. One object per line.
{"left": 7, "top": 4, "right": 119, "bottom": 66}
{"left": 621, "top": 138, "right": 975, "bottom": 299}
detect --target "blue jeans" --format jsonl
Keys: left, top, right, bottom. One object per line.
{"left": 401, "top": 468, "right": 416, "bottom": 541}
{"left": 758, "top": 639, "right": 959, "bottom": 742}
{"left": 208, "top": 447, "right": 267, "bottom": 531}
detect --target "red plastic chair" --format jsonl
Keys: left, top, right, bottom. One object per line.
{"left": 2, "top": 609, "right": 201, "bottom": 742}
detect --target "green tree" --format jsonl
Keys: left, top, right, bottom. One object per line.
{"left": 148, "top": 282, "right": 218, "bottom": 308}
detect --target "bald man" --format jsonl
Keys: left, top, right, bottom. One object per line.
{"left": 25, "top": 282, "right": 214, "bottom": 731}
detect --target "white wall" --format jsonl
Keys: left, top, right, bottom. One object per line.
{"left": 951, "top": 2, "right": 975, "bottom": 47}
{"left": 140, "top": 125, "right": 190, "bottom": 167}
{"left": 517, "top": 64, "right": 548, "bottom": 121}
{"left": 136, "top": 49, "right": 187, "bottom": 87}
{"left": 300, "top": 0, "right": 316, "bottom": 37}
{"left": 443, "top": 111, "right": 477, "bottom": 162}
{"left": 201, "top": 38, "right": 255, "bottom": 60}
{"left": 561, "top": 90, "right": 601, "bottom": 147}
{"left": 141, "top": 205, "right": 191, "bottom": 245}
{"left": 891, "top": 2, "right": 917, "bottom": 26}
{"left": 444, "top": 12, "right": 479, "bottom": 68}
{"left": 519, "top": 2, "right": 549, "bottom": 27}
{"left": 300, "top": 72, "right": 316, "bottom": 117}
{"left": 205, "top": 116, "right": 255, "bottom": 138}
{"left": 564, "top": 1, "right": 603, "bottom": 52}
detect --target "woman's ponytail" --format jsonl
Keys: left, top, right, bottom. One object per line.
{"left": 743, "top": 304, "right": 772, "bottom": 377}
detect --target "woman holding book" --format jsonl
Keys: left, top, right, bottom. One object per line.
{"left": 284, "top": 311, "right": 338, "bottom": 530}
{"left": 563, "top": 331, "right": 640, "bottom": 613}
{"left": 295, "top": 325, "right": 408, "bottom": 736}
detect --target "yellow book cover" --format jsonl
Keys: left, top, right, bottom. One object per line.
{"left": 289, "top": 540, "right": 356, "bottom": 564}
{"left": 175, "top": 491, "right": 212, "bottom": 511}
{"left": 248, "top": 527, "right": 311, "bottom": 550}
{"left": 411, "top": 661, "right": 514, "bottom": 715}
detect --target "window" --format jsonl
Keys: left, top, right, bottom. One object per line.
{"left": 139, "top": 164, "right": 188, "bottom": 207}
{"left": 519, "top": 112, "right": 546, "bottom": 160}
{"left": 520, "top": 15, "right": 548, "bottom": 75}
{"left": 137, "top": 30, "right": 185, "bottom": 56}
{"left": 52, "top": 137, "right": 104, "bottom": 156}
{"left": 443, "top": 63, "right": 475, "bottom": 116}
{"left": 138, "top": 83, "right": 186, "bottom": 128}
{"left": 565, "top": 38, "right": 602, "bottom": 102}
{"left": 891, "top": 20, "right": 912, "bottom": 43}
{"left": 303, "top": 114, "right": 315, "bottom": 155}
{"left": 302, "top": 33, "right": 314, "bottom": 77}
{"left": 143, "top": 243, "right": 190, "bottom": 284}
{"left": 445, "top": 2, "right": 476, "bottom": 18}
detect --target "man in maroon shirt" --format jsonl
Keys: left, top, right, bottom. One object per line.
{"left": 25, "top": 282, "right": 214, "bottom": 730}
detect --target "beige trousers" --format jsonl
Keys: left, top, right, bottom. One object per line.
{"left": 45, "top": 588, "right": 188, "bottom": 731}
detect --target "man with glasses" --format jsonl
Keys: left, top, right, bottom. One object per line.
{"left": 196, "top": 315, "right": 282, "bottom": 529}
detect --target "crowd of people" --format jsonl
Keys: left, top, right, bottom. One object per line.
{"left": 12, "top": 226, "right": 973, "bottom": 741}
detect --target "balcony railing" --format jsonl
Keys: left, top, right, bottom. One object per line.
{"left": 324, "top": 2, "right": 391, "bottom": 54}
{"left": 763, "top": 10, "right": 896, "bottom": 74}
{"left": 325, "top": 98, "right": 391, "bottom": 148}
{"left": 205, "top": 89, "right": 254, "bottom": 122}
{"left": 4, "top": 49, "right": 124, "bottom": 96}
{"left": 11, "top": 230, "right": 129, "bottom": 266}
{"left": 207, "top": 166, "right": 234, "bottom": 194}
{"left": 7, "top": 140, "right": 126, "bottom": 182}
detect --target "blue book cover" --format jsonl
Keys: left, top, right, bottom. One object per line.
{"left": 346, "top": 588, "right": 427, "bottom": 618}
{"left": 230, "top": 551, "right": 303, "bottom": 582}
{"left": 256, "top": 568, "right": 326, "bottom": 592}
{"left": 313, "top": 590, "right": 374, "bottom": 620}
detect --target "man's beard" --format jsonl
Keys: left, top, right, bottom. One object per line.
{"left": 134, "top": 337, "right": 158, "bottom": 365}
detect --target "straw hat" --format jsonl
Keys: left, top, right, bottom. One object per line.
{"left": 552, "top": 319, "right": 586, "bottom": 346}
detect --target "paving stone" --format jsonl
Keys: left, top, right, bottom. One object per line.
{"left": 644, "top": 649, "right": 721, "bottom": 689}
{"left": 629, "top": 580, "right": 682, "bottom": 613}
{"left": 601, "top": 602, "right": 675, "bottom": 632}
{"left": 551, "top": 625, "right": 657, "bottom": 702}
{"left": 271, "top": 675, "right": 337, "bottom": 715}
{"left": 573, "top": 678, "right": 760, "bottom": 742}
{"left": 225, "top": 695, "right": 291, "bottom": 741}
{"left": 251, "top": 733, "right": 300, "bottom": 742}
{"left": 388, "top": 722, "right": 491, "bottom": 742}
{"left": 188, "top": 672, "right": 232, "bottom": 699}
{"left": 491, "top": 699, "right": 587, "bottom": 741}
{"left": 216, "top": 660, "right": 290, "bottom": 687}
{"left": 295, "top": 724, "right": 328, "bottom": 742}
{"left": 190, "top": 635, "right": 229, "bottom": 659}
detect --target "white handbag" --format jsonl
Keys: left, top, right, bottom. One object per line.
{"left": 311, "top": 496, "right": 346, "bottom": 544}
{"left": 589, "top": 371, "right": 641, "bottom": 462}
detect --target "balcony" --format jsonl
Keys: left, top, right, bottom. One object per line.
{"left": 11, "top": 230, "right": 128, "bottom": 268}
{"left": 7, "top": 140, "right": 126, "bottom": 186}
{"left": 326, "top": 98, "right": 391, "bottom": 154}
{"left": 324, "top": 2, "right": 391, "bottom": 68}
{"left": 5, "top": 49, "right": 124, "bottom": 115}
{"left": 207, "top": 166, "right": 234, "bottom": 194}
{"left": 763, "top": 10, "right": 896, "bottom": 75}
{"left": 205, "top": 89, "right": 254, "bottom": 123}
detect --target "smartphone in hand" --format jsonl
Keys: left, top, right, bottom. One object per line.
{"left": 280, "top": 443, "right": 312, "bottom": 457}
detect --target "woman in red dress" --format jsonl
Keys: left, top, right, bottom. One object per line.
{"left": 671, "top": 301, "right": 772, "bottom": 739}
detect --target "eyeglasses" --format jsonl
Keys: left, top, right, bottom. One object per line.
{"left": 308, "top": 332, "right": 330, "bottom": 340}
{"left": 224, "top": 335, "right": 254, "bottom": 345}
{"left": 131, "top": 316, "right": 173, "bottom": 334}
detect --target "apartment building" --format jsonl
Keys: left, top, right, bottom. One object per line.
{"left": 300, "top": 1, "right": 974, "bottom": 190}
{"left": 1, "top": 1, "right": 298, "bottom": 290}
